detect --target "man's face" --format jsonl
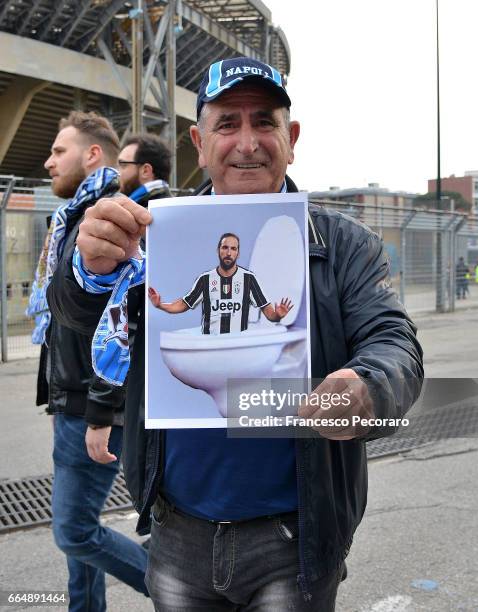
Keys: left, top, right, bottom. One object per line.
{"left": 190, "top": 84, "right": 300, "bottom": 195}
{"left": 44, "top": 126, "right": 89, "bottom": 198}
{"left": 118, "top": 143, "right": 141, "bottom": 195}
{"left": 218, "top": 236, "right": 239, "bottom": 271}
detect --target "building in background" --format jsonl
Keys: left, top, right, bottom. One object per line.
{"left": 0, "top": 0, "right": 292, "bottom": 357}
{"left": 0, "top": 0, "right": 290, "bottom": 190}
{"left": 428, "top": 173, "right": 477, "bottom": 214}
{"left": 310, "top": 183, "right": 420, "bottom": 285}
{"left": 310, "top": 182, "right": 418, "bottom": 208}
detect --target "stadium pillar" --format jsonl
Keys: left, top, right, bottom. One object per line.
{"left": 0, "top": 76, "right": 49, "bottom": 165}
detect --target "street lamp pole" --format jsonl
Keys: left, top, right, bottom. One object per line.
{"left": 131, "top": 0, "right": 144, "bottom": 133}
{"left": 167, "top": 0, "right": 177, "bottom": 188}
{"left": 436, "top": 0, "right": 441, "bottom": 205}
{"left": 435, "top": 0, "right": 445, "bottom": 312}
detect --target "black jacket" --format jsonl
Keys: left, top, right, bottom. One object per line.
{"left": 37, "top": 181, "right": 125, "bottom": 425}
{"left": 41, "top": 181, "right": 170, "bottom": 427}
{"left": 47, "top": 176, "right": 423, "bottom": 593}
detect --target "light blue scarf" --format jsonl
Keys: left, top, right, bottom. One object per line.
{"left": 26, "top": 167, "right": 119, "bottom": 344}
{"left": 72, "top": 183, "right": 161, "bottom": 385}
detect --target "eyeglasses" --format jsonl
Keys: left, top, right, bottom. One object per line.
{"left": 118, "top": 160, "right": 140, "bottom": 168}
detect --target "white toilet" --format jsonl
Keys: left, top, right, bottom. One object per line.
{"left": 159, "top": 215, "right": 308, "bottom": 418}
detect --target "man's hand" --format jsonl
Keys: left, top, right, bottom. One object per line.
{"left": 262, "top": 298, "right": 293, "bottom": 322}
{"left": 85, "top": 426, "right": 117, "bottom": 463}
{"left": 148, "top": 287, "right": 162, "bottom": 308}
{"left": 77, "top": 195, "right": 152, "bottom": 275}
{"left": 274, "top": 297, "right": 293, "bottom": 320}
{"left": 298, "top": 369, "right": 374, "bottom": 440}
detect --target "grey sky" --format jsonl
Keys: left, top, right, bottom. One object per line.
{"left": 266, "top": 0, "right": 477, "bottom": 194}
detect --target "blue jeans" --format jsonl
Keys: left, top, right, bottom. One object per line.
{"left": 145, "top": 497, "right": 343, "bottom": 611}
{"left": 52, "top": 414, "right": 148, "bottom": 611}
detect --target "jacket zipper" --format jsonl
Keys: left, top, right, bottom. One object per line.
{"left": 295, "top": 439, "right": 312, "bottom": 601}
{"left": 47, "top": 322, "right": 55, "bottom": 411}
{"left": 140, "top": 429, "right": 164, "bottom": 527}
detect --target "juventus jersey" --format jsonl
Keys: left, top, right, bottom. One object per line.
{"left": 183, "top": 266, "right": 269, "bottom": 334}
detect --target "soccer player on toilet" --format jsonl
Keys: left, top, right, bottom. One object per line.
{"left": 148, "top": 231, "right": 292, "bottom": 334}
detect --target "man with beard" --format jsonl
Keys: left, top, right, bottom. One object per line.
{"left": 148, "top": 232, "right": 292, "bottom": 334}
{"left": 27, "top": 111, "right": 148, "bottom": 610}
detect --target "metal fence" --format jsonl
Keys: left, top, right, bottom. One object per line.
{"left": 0, "top": 176, "right": 60, "bottom": 362}
{"left": 309, "top": 197, "right": 478, "bottom": 316}
{"left": 1, "top": 176, "right": 477, "bottom": 361}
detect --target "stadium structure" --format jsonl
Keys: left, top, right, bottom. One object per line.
{"left": 0, "top": 0, "right": 291, "bottom": 188}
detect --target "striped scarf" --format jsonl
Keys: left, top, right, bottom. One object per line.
{"left": 128, "top": 178, "right": 169, "bottom": 203}
{"left": 72, "top": 181, "right": 168, "bottom": 385}
{"left": 26, "top": 167, "right": 119, "bottom": 344}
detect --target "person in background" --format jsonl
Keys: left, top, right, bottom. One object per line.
{"left": 456, "top": 256, "right": 468, "bottom": 299}
{"left": 27, "top": 111, "right": 149, "bottom": 611}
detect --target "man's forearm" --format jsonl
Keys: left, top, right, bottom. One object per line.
{"left": 159, "top": 299, "right": 189, "bottom": 314}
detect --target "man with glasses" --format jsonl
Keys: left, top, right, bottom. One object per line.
{"left": 86, "top": 133, "right": 171, "bottom": 464}
{"left": 118, "top": 133, "right": 171, "bottom": 206}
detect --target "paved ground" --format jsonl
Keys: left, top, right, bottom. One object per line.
{"left": 415, "top": 308, "right": 477, "bottom": 378}
{"left": 336, "top": 438, "right": 478, "bottom": 612}
{"left": 403, "top": 283, "right": 478, "bottom": 315}
{"left": 0, "top": 306, "right": 477, "bottom": 611}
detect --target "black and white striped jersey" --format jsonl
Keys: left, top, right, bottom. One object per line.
{"left": 183, "top": 266, "right": 269, "bottom": 334}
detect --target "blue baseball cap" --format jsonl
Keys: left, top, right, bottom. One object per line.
{"left": 196, "top": 57, "right": 291, "bottom": 120}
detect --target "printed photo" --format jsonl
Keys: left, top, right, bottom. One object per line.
{"left": 146, "top": 192, "right": 310, "bottom": 428}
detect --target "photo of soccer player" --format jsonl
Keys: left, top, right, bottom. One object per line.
{"left": 148, "top": 232, "right": 293, "bottom": 334}
{"left": 146, "top": 192, "right": 310, "bottom": 427}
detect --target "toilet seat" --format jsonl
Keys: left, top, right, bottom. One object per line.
{"left": 160, "top": 324, "right": 306, "bottom": 351}
{"left": 248, "top": 215, "right": 304, "bottom": 326}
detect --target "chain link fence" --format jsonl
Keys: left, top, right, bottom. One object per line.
{"left": 309, "top": 197, "right": 478, "bottom": 316}
{"left": 0, "top": 176, "right": 60, "bottom": 362}
{"left": 1, "top": 177, "right": 477, "bottom": 361}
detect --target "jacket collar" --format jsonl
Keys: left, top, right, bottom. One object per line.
{"left": 193, "top": 175, "right": 299, "bottom": 196}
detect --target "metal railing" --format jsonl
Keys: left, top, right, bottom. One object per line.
{"left": 0, "top": 176, "right": 61, "bottom": 362}
{"left": 1, "top": 177, "right": 477, "bottom": 361}
{"left": 310, "top": 197, "right": 478, "bottom": 316}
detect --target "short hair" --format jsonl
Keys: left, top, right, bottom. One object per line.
{"left": 122, "top": 134, "right": 171, "bottom": 181}
{"left": 59, "top": 111, "right": 120, "bottom": 164}
{"left": 217, "top": 233, "right": 240, "bottom": 249}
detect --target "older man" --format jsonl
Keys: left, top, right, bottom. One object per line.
{"left": 48, "top": 58, "right": 423, "bottom": 610}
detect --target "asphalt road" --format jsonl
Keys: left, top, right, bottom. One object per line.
{"left": 336, "top": 438, "right": 478, "bottom": 612}
{"left": 0, "top": 306, "right": 477, "bottom": 611}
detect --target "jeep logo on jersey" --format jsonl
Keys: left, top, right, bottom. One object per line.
{"left": 211, "top": 299, "right": 241, "bottom": 313}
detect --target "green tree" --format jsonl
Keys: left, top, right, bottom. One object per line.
{"left": 414, "top": 191, "right": 471, "bottom": 212}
